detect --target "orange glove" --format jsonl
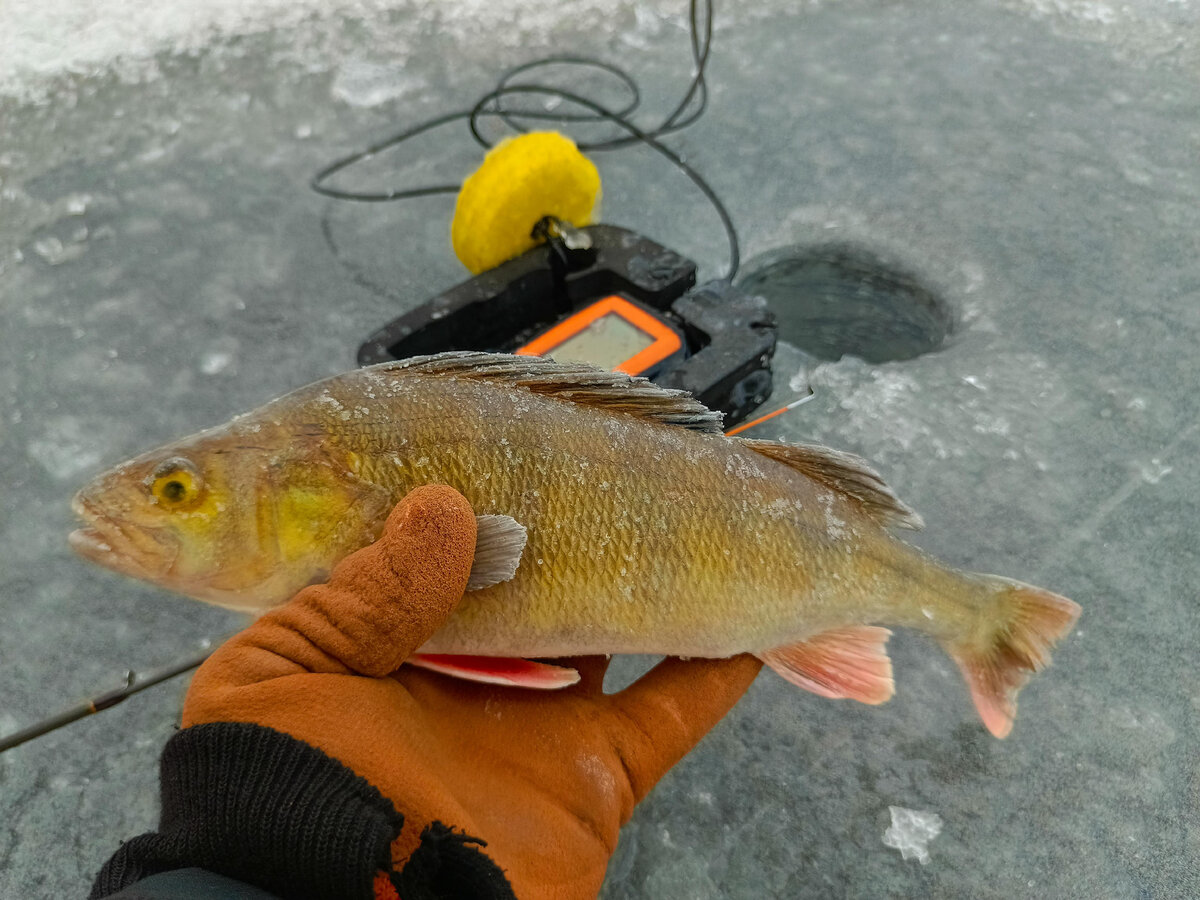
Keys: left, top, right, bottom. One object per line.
{"left": 96, "top": 485, "right": 762, "bottom": 900}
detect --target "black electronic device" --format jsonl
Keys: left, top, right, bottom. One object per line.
{"left": 357, "top": 224, "right": 777, "bottom": 426}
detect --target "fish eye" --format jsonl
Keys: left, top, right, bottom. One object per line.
{"left": 148, "top": 458, "right": 205, "bottom": 509}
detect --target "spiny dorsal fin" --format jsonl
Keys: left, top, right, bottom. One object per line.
{"left": 741, "top": 438, "right": 924, "bottom": 530}
{"left": 375, "top": 351, "right": 725, "bottom": 434}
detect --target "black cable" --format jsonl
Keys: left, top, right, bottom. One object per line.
{"left": 481, "top": 0, "right": 710, "bottom": 150}
{"left": 311, "top": 0, "right": 738, "bottom": 282}
{"left": 310, "top": 109, "right": 467, "bottom": 203}
{"left": 491, "top": 55, "right": 642, "bottom": 131}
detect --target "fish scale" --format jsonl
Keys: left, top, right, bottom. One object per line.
{"left": 299, "top": 370, "right": 900, "bottom": 656}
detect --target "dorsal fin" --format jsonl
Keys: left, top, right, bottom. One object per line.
{"left": 741, "top": 438, "right": 924, "bottom": 530}
{"left": 372, "top": 351, "right": 725, "bottom": 434}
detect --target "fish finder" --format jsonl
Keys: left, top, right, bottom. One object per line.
{"left": 357, "top": 223, "right": 778, "bottom": 426}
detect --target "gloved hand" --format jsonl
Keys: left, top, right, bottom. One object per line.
{"left": 181, "top": 484, "right": 762, "bottom": 899}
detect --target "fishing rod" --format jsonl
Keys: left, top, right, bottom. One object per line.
{"left": 0, "top": 648, "right": 212, "bottom": 753}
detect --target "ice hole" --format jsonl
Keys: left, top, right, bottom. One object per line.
{"left": 737, "top": 244, "right": 952, "bottom": 363}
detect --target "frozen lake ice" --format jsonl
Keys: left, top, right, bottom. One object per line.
{"left": 2, "top": 0, "right": 1198, "bottom": 896}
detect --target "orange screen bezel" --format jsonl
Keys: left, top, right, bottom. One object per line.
{"left": 515, "top": 295, "right": 682, "bottom": 375}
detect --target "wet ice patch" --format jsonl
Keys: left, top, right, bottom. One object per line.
{"left": 0, "top": 712, "right": 19, "bottom": 736}
{"left": 31, "top": 234, "right": 89, "bottom": 266}
{"left": 1136, "top": 458, "right": 1172, "bottom": 484}
{"left": 1021, "top": 0, "right": 1118, "bottom": 26}
{"left": 882, "top": 806, "right": 943, "bottom": 864}
{"left": 788, "top": 369, "right": 810, "bottom": 393}
{"left": 27, "top": 416, "right": 109, "bottom": 480}
{"left": 200, "top": 351, "right": 232, "bottom": 375}
{"left": 199, "top": 338, "right": 239, "bottom": 376}
{"left": 782, "top": 348, "right": 1070, "bottom": 476}
{"left": 330, "top": 59, "right": 427, "bottom": 107}
{"left": 812, "top": 361, "right": 928, "bottom": 454}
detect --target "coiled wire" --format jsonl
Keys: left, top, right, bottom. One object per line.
{"left": 311, "top": 0, "right": 738, "bottom": 281}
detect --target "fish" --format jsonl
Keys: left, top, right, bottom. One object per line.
{"left": 70, "top": 351, "right": 1080, "bottom": 737}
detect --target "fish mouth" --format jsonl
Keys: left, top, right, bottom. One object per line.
{"left": 69, "top": 494, "right": 177, "bottom": 579}
{"left": 68, "top": 525, "right": 116, "bottom": 560}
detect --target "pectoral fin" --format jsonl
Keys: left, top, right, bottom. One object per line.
{"left": 467, "top": 514, "right": 528, "bottom": 590}
{"left": 758, "top": 626, "right": 895, "bottom": 704}
{"left": 407, "top": 653, "right": 580, "bottom": 688}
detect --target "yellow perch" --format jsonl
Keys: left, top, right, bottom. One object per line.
{"left": 70, "top": 352, "right": 1079, "bottom": 737}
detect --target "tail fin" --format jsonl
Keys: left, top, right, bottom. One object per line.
{"left": 946, "top": 577, "right": 1080, "bottom": 738}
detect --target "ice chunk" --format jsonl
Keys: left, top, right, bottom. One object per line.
{"left": 200, "top": 351, "right": 233, "bottom": 375}
{"left": 882, "top": 806, "right": 943, "bottom": 864}
{"left": 27, "top": 417, "right": 107, "bottom": 479}
{"left": 1136, "top": 458, "right": 1172, "bottom": 485}
{"left": 31, "top": 235, "right": 88, "bottom": 266}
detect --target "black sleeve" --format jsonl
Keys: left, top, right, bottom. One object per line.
{"left": 96, "top": 867, "right": 281, "bottom": 899}
{"left": 90, "top": 721, "right": 516, "bottom": 900}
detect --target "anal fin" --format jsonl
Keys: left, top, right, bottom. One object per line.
{"left": 758, "top": 626, "right": 895, "bottom": 705}
{"left": 407, "top": 653, "right": 580, "bottom": 689}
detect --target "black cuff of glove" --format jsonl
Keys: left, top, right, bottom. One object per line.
{"left": 90, "top": 722, "right": 515, "bottom": 900}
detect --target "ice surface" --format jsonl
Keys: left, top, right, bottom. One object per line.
{"left": 3, "top": 0, "right": 1200, "bottom": 898}
{"left": 882, "top": 806, "right": 944, "bottom": 864}
{"left": 0, "top": 0, "right": 684, "bottom": 102}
